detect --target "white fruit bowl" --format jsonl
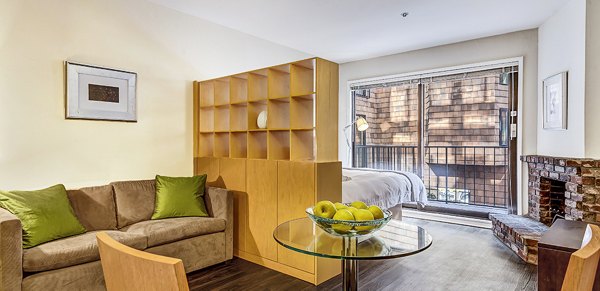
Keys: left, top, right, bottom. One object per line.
{"left": 306, "top": 207, "right": 392, "bottom": 237}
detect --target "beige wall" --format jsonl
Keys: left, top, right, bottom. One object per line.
{"left": 339, "top": 30, "right": 538, "bottom": 214}
{"left": 0, "top": 0, "right": 310, "bottom": 189}
{"left": 538, "top": 0, "right": 586, "bottom": 157}
{"left": 585, "top": 0, "right": 600, "bottom": 158}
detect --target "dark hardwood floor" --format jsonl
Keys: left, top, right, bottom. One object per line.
{"left": 187, "top": 218, "right": 537, "bottom": 291}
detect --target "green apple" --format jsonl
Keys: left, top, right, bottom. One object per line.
{"left": 354, "top": 209, "right": 374, "bottom": 231}
{"left": 334, "top": 202, "right": 348, "bottom": 210}
{"left": 332, "top": 209, "right": 354, "bottom": 233}
{"left": 314, "top": 200, "right": 336, "bottom": 219}
{"left": 346, "top": 207, "right": 359, "bottom": 216}
{"left": 350, "top": 201, "right": 368, "bottom": 210}
{"left": 368, "top": 205, "right": 385, "bottom": 220}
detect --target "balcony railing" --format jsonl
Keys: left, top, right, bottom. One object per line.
{"left": 353, "top": 144, "right": 509, "bottom": 208}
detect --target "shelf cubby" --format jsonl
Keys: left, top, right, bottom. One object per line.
{"left": 268, "top": 66, "right": 290, "bottom": 99}
{"left": 199, "top": 81, "right": 214, "bottom": 107}
{"left": 230, "top": 132, "right": 247, "bottom": 158}
{"left": 268, "top": 98, "right": 290, "bottom": 129}
{"left": 268, "top": 130, "right": 290, "bottom": 160}
{"left": 214, "top": 78, "right": 230, "bottom": 106}
{"left": 248, "top": 100, "right": 267, "bottom": 130}
{"left": 214, "top": 105, "right": 230, "bottom": 132}
{"left": 291, "top": 129, "right": 315, "bottom": 161}
{"left": 214, "top": 133, "right": 230, "bottom": 158}
{"left": 248, "top": 72, "right": 268, "bottom": 101}
{"left": 230, "top": 104, "right": 248, "bottom": 131}
{"left": 230, "top": 75, "right": 248, "bottom": 104}
{"left": 291, "top": 64, "right": 315, "bottom": 96}
{"left": 199, "top": 107, "right": 214, "bottom": 132}
{"left": 291, "top": 95, "right": 314, "bottom": 129}
{"left": 248, "top": 131, "right": 267, "bottom": 159}
{"left": 198, "top": 133, "right": 214, "bottom": 157}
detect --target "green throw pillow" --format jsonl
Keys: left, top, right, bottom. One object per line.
{"left": 152, "top": 175, "right": 209, "bottom": 220}
{"left": 0, "top": 184, "right": 86, "bottom": 248}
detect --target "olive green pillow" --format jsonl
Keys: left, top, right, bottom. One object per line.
{"left": 0, "top": 184, "right": 86, "bottom": 248}
{"left": 152, "top": 175, "right": 208, "bottom": 220}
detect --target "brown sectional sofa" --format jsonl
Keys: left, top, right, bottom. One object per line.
{"left": 0, "top": 179, "right": 233, "bottom": 291}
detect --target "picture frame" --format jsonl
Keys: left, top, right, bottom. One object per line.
{"left": 66, "top": 62, "right": 137, "bottom": 122}
{"left": 542, "top": 71, "right": 568, "bottom": 130}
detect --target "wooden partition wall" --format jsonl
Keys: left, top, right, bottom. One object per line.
{"left": 193, "top": 58, "right": 341, "bottom": 285}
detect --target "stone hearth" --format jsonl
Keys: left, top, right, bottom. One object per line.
{"left": 490, "top": 214, "right": 548, "bottom": 265}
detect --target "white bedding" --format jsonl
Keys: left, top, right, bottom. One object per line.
{"left": 341, "top": 168, "right": 428, "bottom": 210}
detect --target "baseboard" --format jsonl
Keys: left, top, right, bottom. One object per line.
{"left": 403, "top": 209, "right": 492, "bottom": 229}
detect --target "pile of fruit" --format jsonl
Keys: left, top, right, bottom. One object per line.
{"left": 312, "top": 200, "right": 385, "bottom": 233}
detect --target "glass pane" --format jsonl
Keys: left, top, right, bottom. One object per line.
{"left": 423, "top": 73, "right": 510, "bottom": 207}
{"left": 352, "top": 84, "right": 419, "bottom": 173}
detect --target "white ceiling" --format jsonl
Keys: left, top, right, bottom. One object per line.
{"left": 149, "top": 0, "right": 570, "bottom": 63}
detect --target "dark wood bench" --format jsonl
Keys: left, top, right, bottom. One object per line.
{"left": 538, "top": 219, "right": 600, "bottom": 291}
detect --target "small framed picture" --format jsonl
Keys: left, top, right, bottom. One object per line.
{"left": 66, "top": 62, "right": 137, "bottom": 122}
{"left": 543, "top": 71, "right": 568, "bottom": 130}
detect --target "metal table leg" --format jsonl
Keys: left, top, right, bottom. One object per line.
{"left": 341, "top": 236, "right": 358, "bottom": 291}
{"left": 342, "top": 258, "right": 358, "bottom": 291}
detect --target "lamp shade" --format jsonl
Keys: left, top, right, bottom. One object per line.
{"left": 356, "top": 117, "right": 369, "bottom": 132}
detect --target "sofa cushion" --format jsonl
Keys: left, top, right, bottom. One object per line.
{"left": 23, "top": 230, "right": 146, "bottom": 272}
{"left": 67, "top": 185, "right": 117, "bottom": 231}
{"left": 121, "top": 217, "right": 226, "bottom": 247}
{"left": 0, "top": 184, "right": 86, "bottom": 248}
{"left": 111, "top": 180, "right": 155, "bottom": 228}
{"left": 152, "top": 175, "right": 208, "bottom": 220}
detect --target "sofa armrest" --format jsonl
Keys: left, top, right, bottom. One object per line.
{"left": 204, "top": 187, "right": 233, "bottom": 260}
{"left": 0, "top": 208, "right": 22, "bottom": 291}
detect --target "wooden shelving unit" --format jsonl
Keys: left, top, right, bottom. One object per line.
{"left": 193, "top": 58, "right": 340, "bottom": 286}
{"left": 194, "top": 58, "right": 336, "bottom": 162}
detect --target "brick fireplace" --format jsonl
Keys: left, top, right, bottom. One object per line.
{"left": 524, "top": 155, "right": 600, "bottom": 225}
{"left": 491, "top": 155, "right": 600, "bottom": 265}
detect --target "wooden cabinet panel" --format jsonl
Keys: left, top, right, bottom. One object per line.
{"left": 315, "top": 59, "right": 339, "bottom": 162}
{"left": 245, "top": 159, "right": 278, "bottom": 261}
{"left": 315, "top": 161, "right": 342, "bottom": 284}
{"left": 277, "top": 161, "right": 315, "bottom": 222}
{"left": 277, "top": 161, "right": 315, "bottom": 273}
{"left": 315, "top": 161, "right": 342, "bottom": 202}
{"left": 220, "top": 158, "right": 247, "bottom": 252}
{"left": 195, "top": 157, "right": 220, "bottom": 187}
{"left": 219, "top": 158, "right": 246, "bottom": 192}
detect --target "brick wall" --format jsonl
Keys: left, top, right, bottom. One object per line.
{"left": 425, "top": 76, "right": 509, "bottom": 146}
{"left": 354, "top": 76, "right": 509, "bottom": 147}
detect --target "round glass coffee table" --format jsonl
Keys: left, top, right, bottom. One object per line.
{"left": 273, "top": 218, "right": 432, "bottom": 291}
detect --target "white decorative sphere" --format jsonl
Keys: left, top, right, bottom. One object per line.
{"left": 257, "top": 111, "right": 267, "bottom": 129}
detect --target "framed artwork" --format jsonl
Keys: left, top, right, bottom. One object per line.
{"left": 542, "top": 71, "right": 568, "bottom": 130}
{"left": 66, "top": 62, "right": 137, "bottom": 122}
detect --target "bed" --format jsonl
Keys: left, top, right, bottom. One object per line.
{"left": 341, "top": 168, "right": 428, "bottom": 210}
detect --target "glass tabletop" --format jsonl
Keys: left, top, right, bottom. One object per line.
{"left": 273, "top": 217, "right": 432, "bottom": 260}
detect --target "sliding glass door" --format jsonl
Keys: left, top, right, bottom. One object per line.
{"left": 350, "top": 62, "right": 518, "bottom": 211}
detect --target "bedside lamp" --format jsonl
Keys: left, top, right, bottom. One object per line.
{"left": 344, "top": 117, "right": 369, "bottom": 149}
